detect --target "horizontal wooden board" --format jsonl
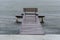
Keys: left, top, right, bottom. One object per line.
{"left": 23, "top": 8, "right": 38, "bottom": 12}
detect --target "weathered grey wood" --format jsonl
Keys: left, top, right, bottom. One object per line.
{"left": 20, "top": 15, "right": 45, "bottom": 35}
{"left": 38, "top": 16, "right": 45, "bottom": 23}
{"left": 23, "top": 8, "right": 38, "bottom": 12}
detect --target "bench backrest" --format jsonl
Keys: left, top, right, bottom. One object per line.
{"left": 23, "top": 8, "right": 38, "bottom": 22}
{"left": 23, "top": 8, "right": 38, "bottom": 12}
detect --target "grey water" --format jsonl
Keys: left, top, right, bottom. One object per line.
{"left": 0, "top": 0, "right": 60, "bottom": 34}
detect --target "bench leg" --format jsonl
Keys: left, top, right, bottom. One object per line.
{"left": 40, "top": 18, "right": 44, "bottom": 23}
{"left": 16, "top": 18, "right": 18, "bottom": 23}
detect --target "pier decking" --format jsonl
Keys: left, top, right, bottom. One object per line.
{"left": 20, "top": 15, "right": 45, "bottom": 35}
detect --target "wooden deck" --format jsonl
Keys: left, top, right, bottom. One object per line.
{"left": 20, "top": 15, "right": 45, "bottom": 35}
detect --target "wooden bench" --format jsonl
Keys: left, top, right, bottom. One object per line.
{"left": 15, "top": 16, "right": 23, "bottom": 23}
{"left": 16, "top": 16, "right": 23, "bottom": 18}
{"left": 38, "top": 16, "right": 45, "bottom": 23}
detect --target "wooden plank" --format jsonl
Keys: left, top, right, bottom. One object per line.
{"left": 23, "top": 8, "right": 38, "bottom": 12}
{"left": 20, "top": 15, "right": 45, "bottom": 35}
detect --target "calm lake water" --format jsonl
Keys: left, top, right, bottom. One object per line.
{"left": 0, "top": 0, "right": 60, "bottom": 34}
